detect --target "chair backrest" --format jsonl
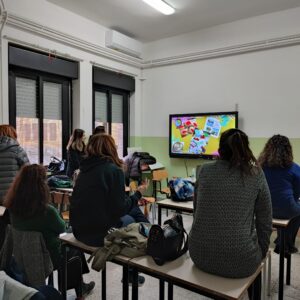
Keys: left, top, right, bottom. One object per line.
{"left": 0, "top": 226, "right": 53, "bottom": 288}
{"left": 51, "top": 191, "right": 70, "bottom": 205}
{"left": 129, "top": 181, "right": 138, "bottom": 192}
{"left": 152, "top": 170, "right": 168, "bottom": 182}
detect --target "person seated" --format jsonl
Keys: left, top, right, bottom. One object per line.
{"left": 189, "top": 129, "right": 272, "bottom": 299}
{"left": 3, "top": 164, "right": 94, "bottom": 297}
{"left": 258, "top": 134, "right": 300, "bottom": 254}
{"left": 70, "top": 134, "right": 148, "bottom": 285}
{"left": 66, "top": 129, "right": 85, "bottom": 178}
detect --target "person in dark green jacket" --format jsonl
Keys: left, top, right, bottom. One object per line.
{"left": 4, "top": 164, "right": 94, "bottom": 296}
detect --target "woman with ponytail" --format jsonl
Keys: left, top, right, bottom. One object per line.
{"left": 258, "top": 135, "right": 300, "bottom": 254}
{"left": 189, "top": 129, "right": 272, "bottom": 299}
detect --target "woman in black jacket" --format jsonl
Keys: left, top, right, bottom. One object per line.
{"left": 66, "top": 129, "right": 85, "bottom": 178}
{"left": 70, "top": 134, "right": 147, "bottom": 247}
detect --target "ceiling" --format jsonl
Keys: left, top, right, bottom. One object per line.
{"left": 47, "top": 0, "right": 300, "bottom": 42}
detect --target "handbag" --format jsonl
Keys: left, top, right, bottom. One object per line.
{"left": 47, "top": 156, "right": 66, "bottom": 175}
{"left": 146, "top": 214, "right": 188, "bottom": 266}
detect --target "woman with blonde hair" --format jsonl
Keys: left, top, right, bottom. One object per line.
{"left": 66, "top": 129, "right": 85, "bottom": 178}
{"left": 70, "top": 134, "right": 147, "bottom": 247}
{"left": 258, "top": 134, "right": 300, "bottom": 254}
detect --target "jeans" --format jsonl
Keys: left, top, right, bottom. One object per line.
{"left": 120, "top": 205, "right": 150, "bottom": 227}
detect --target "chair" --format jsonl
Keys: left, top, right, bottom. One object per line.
{"left": 50, "top": 191, "right": 70, "bottom": 227}
{"left": 152, "top": 170, "right": 171, "bottom": 219}
{"left": 0, "top": 225, "right": 53, "bottom": 288}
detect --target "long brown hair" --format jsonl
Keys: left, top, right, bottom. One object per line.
{"left": 0, "top": 124, "right": 17, "bottom": 139}
{"left": 4, "top": 164, "right": 50, "bottom": 218}
{"left": 66, "top": 129, "right": 85, "bottom": 152}
{"left": 258, "top": 135, "right": 293, "bottom": 168}
{"left": 219, "top": 128, "right": 258, "bottom": 175}
{"left": 86, "top": 134, "right": 123, "bottom": 168}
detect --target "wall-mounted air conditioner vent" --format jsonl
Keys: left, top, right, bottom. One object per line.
{"left": 105, "top": 30, "right": 142, "bottom": 58}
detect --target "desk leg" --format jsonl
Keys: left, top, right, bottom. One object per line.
{"left": 159, "top": 279, "right": 165, "bottom": 300}
{"left": 122, "top": 265, "right": 129, "bottom": 300}
{"left": 167, "top": 282, "right": 173, "bottom": 300}
{"left": 102, "top": 266, "right": 106, "bottom": 300}
{"left": 278, "top": 228, "right": 285, "bottom": 300}
{"left": 158, "top": 206, "right": 162, "bottom": 226}
{"left": 286, "top": 254, "right": 291, "bottom": 285}
{"left": 132, "top": 268, "right": 139, "bottom": 300}
{"left": 60, "top": 243, "right": 67, "bottom": 300}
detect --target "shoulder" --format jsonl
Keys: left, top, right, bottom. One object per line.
{"left": 290, "top": 162, "right": 300, "bottom": 174}
{"left": 46, "top": 205, "right": 60, "bottom": 218}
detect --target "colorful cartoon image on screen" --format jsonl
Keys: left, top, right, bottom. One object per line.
{"left": 169, "top": 112, "right": 238, "bottom": 158}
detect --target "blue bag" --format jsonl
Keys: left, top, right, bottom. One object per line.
{"left": 169, "top": 178, "right": 194, "bottom": 202}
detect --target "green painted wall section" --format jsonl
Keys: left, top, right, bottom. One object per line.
{"left": 130, "top": 136, "right": 300, "bottom": 178}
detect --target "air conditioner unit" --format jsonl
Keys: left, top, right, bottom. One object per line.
{"left": 105, "top": 30, "right": 142, "bottom": 58}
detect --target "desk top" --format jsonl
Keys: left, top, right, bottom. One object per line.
{"left": 0, "top": 206, "right": 6, "bottom": 217}
{"left": 272, "top": 218, "right": 290, "bottom": 228}
{"left": 54, "top": 186, "right": 131, "bottom": 193}
{"left": 129, "top": 253, "right": 262, "bottom": 300}
{"left": 156, "top": 199, "right": 193, "bottom": 212}
{"left": 59, "top": 233, "right": 131, "bottom": 263}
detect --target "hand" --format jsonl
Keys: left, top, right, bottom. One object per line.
{"left": 137, "top": 178, "right": 149, "bottom": 195}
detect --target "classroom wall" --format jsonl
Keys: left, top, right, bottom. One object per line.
{"left": 1, "top": 1, "right": 300, "bottom": 176}
{"left": 0, "top": 0, "right": 142, "bottom": 137}
{"left": 135, "top": 7, "right": 300, "bottom": 176}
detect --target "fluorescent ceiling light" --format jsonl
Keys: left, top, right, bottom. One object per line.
{"left": 142, "top": 0, "right": 175, "bottom": 15}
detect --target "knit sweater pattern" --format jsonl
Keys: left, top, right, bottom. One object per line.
{"left": 189, "top": 160, "right": 272, "bottom": 278}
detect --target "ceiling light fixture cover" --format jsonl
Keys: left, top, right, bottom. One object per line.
{"left": 142, "top": 0, "right": 175, "bottom": 15}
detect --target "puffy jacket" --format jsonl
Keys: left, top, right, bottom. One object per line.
{"left": 0, "top": 136, "right": 29, "bottom": 203}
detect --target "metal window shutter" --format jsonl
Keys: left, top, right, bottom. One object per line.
{"left": 16, "top": 77, "right": 37, "bottom": 118}
{"left": 111, "top": 94, "right": 123, "bottom": 123}
{"left": 95, "top": 91, "right": 107, "bottom": 122}
{"left": 43, "top": 82, "right": 62, "bottom": 120}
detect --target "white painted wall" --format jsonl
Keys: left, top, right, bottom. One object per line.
{"left": 142, "top": 7, "right": 300, "bottom": 138}
{"left": 0, "top": 0, "right": 142, "bottom": 136}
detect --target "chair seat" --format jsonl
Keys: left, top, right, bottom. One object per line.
{"left": 62, "top": 211, "right": 69, "bottom": 221}
{"left": 160, "top": 187, "right": 170, "bottom": 195}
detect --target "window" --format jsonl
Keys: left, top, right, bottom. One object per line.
{"left": 94, "top": 87, "right": 129, "bottom": 158}
{"left": 9, "top": 69, "right": 71, "bottom": 164}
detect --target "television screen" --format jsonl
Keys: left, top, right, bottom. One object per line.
{"left": 169, "top": 111, "right": 238, "bottom": 159}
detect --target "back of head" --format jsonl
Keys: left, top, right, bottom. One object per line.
{"left": 86, "top": 134, "right": 123, "bottom": 168}
{"left": 0, "top": 124, "right": 17, "bottom": 139}
{"left": 258, "top": 134, "right": 293, "bottom": 168}
{"left": 219, "top": 128, "right": 257, "bottom": 175}
{"left": 4, "top": 164, "right": 49, "bottom": 218}
{"left": 93, "top": 125, "right": 106, "bottom": 135}
{"left": 67, "top": 128, "right": 85, "bottom": 151}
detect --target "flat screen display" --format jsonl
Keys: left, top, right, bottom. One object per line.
{"left": 169, "top": 111, "right": 238, "bottom": 159}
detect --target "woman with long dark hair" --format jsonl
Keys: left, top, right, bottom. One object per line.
{"left": 189, "top": 129, "right": 272, "bottom": 299}
{"left": 258, "top": 134, "right": 300, "bottom": 254}
{"left": 4, "top": 164, "right": 94, "bottom": 296}
{"left": 66, "top": 129, "right": 85, "bottom": 178}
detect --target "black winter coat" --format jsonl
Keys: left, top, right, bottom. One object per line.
{"left": 66, "top": 148, "right": 84, "bottom": 178}
{"left": 0, "top": 136, "right": 29, "bottom": 203}
{"left": 70, "top": 156, "right": 138, "bottom": 247}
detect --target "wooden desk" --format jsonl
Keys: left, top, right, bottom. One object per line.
{"left": 129, "top": 253, "right": 267, "bottom": 300}
{"left": 156, "top": 199, "right": 288, "bottom": 300}
{"left": 59, "top": 233, "right": 131, "bottom": 300}
{"left": 156, "top": 199, "right": 193, "bottom": 225}
{"left": 272, "top": 219, "right": 292, "bottom": 300}
{"left": 54, "top": 186, "right": 131, "bottom": 194}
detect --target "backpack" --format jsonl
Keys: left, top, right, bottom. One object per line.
{"left": 169, "top": 178, "right": 194, "bottom": 202}
{"left": 47, "top": 156, "right": 66, "bottom": 175}
{"left": 126, "top": 152, "right": 156, "bottom": 180}
{"left": 47, "top": 175, "right": 73, "bottom": 188}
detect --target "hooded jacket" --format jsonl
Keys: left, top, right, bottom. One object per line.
{"left": 0, "top": 136, "right": 29, "bottom": 203}
{"left": 70, "top": 156, "right": 139, "bottom": 247}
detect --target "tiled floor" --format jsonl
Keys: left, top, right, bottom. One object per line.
{"left": 64, "top": 209, "right": 300, "bottom": 300}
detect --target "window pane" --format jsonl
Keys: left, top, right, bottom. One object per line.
{"left": 95, "top": 91, "right": 108, "bottom": 133}
{"left": 43, "top": 82, "right": 62, "bottom": 164}
{"left": 111, "top": 94, "right": 123, "bottom": 158}
{"left": 15, "top": 77, "right": 39, "bottom": 163}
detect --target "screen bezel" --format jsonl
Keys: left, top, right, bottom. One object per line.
{"left": 169, "top": 111, "right": 238, "bottom": 159}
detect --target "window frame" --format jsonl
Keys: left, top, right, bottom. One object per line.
{"left": 9, "top": 66, "right": 72, "bottom": 163}
{"left": 93, "top": 84, "right": 129, "bottom": 157}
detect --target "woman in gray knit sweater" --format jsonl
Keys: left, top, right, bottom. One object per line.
{"left": 189, "top": 129, "right": 272, "bottom": 297}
